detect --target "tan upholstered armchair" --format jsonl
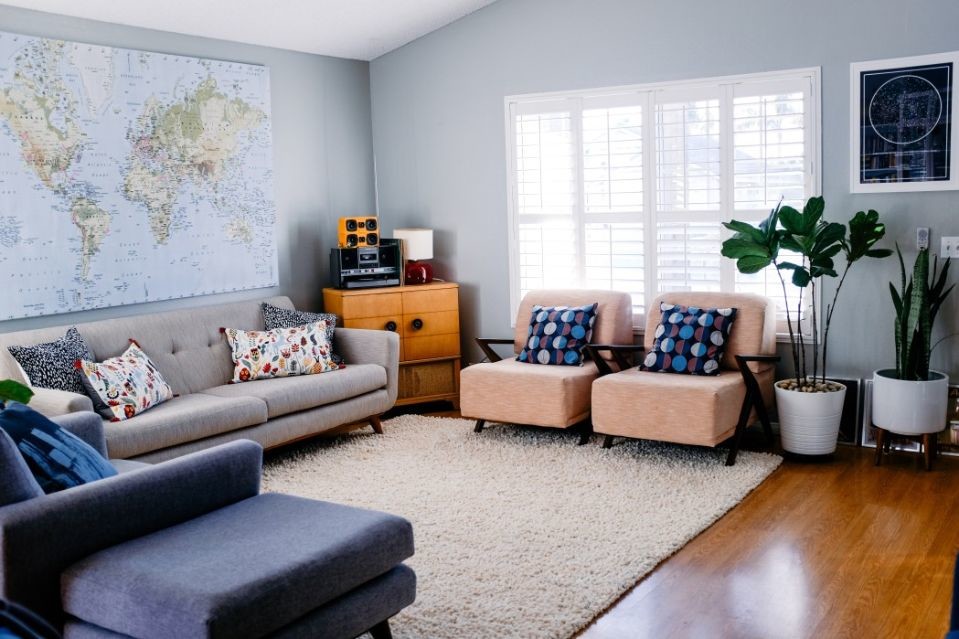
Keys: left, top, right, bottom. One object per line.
{"left": 586, "top": 292, "right": 778, "bottom": 465}
{"left": 460, "top": 290, "right": 633, "bottom": 444}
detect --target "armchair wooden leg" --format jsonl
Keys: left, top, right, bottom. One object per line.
{"left": 576, "top": 419, "right": 592, "bottom": 446}
{"left": 602, "top": 435, "right": 616, "bottom": 449}
{"left": 474, "top": 419, "right": 486, "bottom": 433}
{"left": 725, "top": 393, "right": 754, "bottom": 467}
{"left": 369, "top": 415, "right": 384, "bottom": 435}
{"left": 369, "top": 619, "right": 393, "bottom": 639}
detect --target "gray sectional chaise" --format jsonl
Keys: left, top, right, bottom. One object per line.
{"left": 0, "top": 296, "right": 399, "bottom": 462}
{"left": 0, "top": 412, "right": 416, "bottom": 638}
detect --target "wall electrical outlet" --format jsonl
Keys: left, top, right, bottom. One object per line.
{"left": 917, "top": 227, "right": 930, "bottom": 251}
{"left": 941, "top": 236, "right": 959, "bottom": 259}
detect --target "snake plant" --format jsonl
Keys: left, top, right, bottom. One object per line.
{"left": 889, "top": 246, "right": 954, "bottom": 381}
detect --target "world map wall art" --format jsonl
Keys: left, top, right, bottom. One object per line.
{"left": 850, "top": 51, "right": 959, "bottom": 193}
{"left": 0, "top": 30, "right": 277, "bottom": 319}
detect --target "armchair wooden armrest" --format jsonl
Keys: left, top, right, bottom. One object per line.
{"left": 584, "top": 344, "right": 645, "bottom": 376}
{"left": 475, "top": 338, "right": 515, "bottom": 363}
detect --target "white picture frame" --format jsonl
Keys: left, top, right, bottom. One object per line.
{"left": 850, "top": 51, "right": 959, "bottom": 193}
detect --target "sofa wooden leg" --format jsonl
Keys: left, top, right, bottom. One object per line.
{"left": 923, "top": 433, "right": 935, "bottom": 471}
{"left": 474, "top": 419, "right": 486, "bottom": 433}
{"left": 602, "top": 435, "right": 615, "bottom": 449}
{"left": 369, "top": 619, "right": 393, "bottom": 639}
{"left": 369, "top": 415, "right": 384, "bottom": 435}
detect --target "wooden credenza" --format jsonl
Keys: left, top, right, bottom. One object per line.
{"left": 323, "top": 282, "right": 460, "bottom": 408}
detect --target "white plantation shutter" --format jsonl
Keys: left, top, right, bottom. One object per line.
{"left": 507, "top": 69, "right": 819, "bottom": 332}
{"left": 730, "top": 79, "right": 816, "bottom": 327}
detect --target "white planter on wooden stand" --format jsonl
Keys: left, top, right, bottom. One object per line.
{"left": 775, "top": 380, "right": 847, "bottom": 455}
{"left": 872, "top": 369, "right": 948, "bottom": 435}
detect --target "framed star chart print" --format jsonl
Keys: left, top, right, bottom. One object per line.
{"left": 850, "top": 51, "right": 959, "bottom": 192}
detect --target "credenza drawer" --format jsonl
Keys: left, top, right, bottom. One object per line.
{"left": 401, "top": 286, "right": 458, "bottom": 314}
{"left": 404, "top": 333, "right": 460, "bottom": 361}
{"left": 339, "top": 292, "right": 402, "bottom": 319}
{"left": 401, "top": 310, "right": 458, "bottom": 338}
{"left": 343, "top": 315, "right": 402, "bottom": 333}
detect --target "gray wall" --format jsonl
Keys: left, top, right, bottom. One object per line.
{"left": 370, "top": 0, "right": 959, "bottom": 379}
{"left": 0, "top": 4, "right": 374, "bottom": 333}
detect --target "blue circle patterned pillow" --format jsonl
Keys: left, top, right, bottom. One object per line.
{"left": 642, "top": 302, "right": 737, "bottom": 375}
{"left": 517, "top": 303, "right": 598, "bottom": 366}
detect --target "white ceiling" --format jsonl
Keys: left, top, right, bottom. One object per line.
{"left": 0, "top": 0, "right": 499, "bottom": 61}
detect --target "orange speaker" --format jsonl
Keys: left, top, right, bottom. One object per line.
{"left": 337, "top": 216, "right": 379, "bottom": 248}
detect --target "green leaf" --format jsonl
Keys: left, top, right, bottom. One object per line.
{"left": 802, "top": 196, "right": 825, "bottom": 229}
{"left": 0, "top": 379, "right": 33, "bottom": 405}
{"left": 866, "top": 248, "right": 893, "bottom": 258}
{"left": 736, "top": 254, "right": 773, "bottom": 274}
{"left": 720, "top": 238, "right": 770, "bottom": 259}
{"left": 778, "top": 205, "right": 803, "bottom": 234}
{"left": 722, "top": 220, "right": 764, "bottom": 244}
{"left": 815, "top": 222, "right": 846, "bottom": 250}
{"left": 791, "top": 268, "right": 811, "bottom": 287}
{"left": 777, "top": 261, "right": 804, "bottom": 271}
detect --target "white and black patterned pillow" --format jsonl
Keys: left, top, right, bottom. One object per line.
{"left": 261, "top": 303, "right": 342, "bottom": 364}
{"left": 7, "top": 327, "right": 93, "bottom": 394}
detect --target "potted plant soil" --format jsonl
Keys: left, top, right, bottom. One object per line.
{"left": 721, "top": 197, "right": 891, "bottom": 455}
{"left": 872, "top": 246, "right": 953, "bottom": 437}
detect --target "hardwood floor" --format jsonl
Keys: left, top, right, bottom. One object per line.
{"left": 401, "top": 406, "right": 959, "bottom": 638}
{"left": 580, "top": 440, "right": 959, "bottom": 639}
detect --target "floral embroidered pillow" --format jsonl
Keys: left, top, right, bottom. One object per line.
{"left": 223, "top": 321, "right": 339, "bottom": 383}
{"left": 76, "top": 341, "right": 174, "bottom": 421}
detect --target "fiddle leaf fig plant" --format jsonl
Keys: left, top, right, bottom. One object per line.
{"left": 721, "top": 197, "right": 891, "bottom": 391}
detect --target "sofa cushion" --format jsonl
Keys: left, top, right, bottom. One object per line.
{"left": 199, "top": 364, "right": 386, "bottom": 419}
{"left": 7, "top": 327, "right": 93, "bottom": 394}
{"left": 223, "top": 322, "right": 339, "bottom": 383}
{"left": 460, "top": 359, "right": 598, "bottom": 428}
{"left": 261, "top": 302, "right": 343, "bottom": 365}
{"left": 592, "top": 368, "right": 774, "bottom": 446}
{"left": 77, "top": 342, "right": 175, "bottom": 421}
{"left": 104, "top": 394, "right": 268, "bottom": 459}
{"left": 642, "top": 302, "right": 737, "bottom": 375}
{"left": 61, "top": 493, "right": 415, "bottom": 639}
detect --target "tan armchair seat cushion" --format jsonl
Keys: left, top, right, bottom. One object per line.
{"left": 592, "top": 368, "right": 775, "bottom": 447}
{"left": 460, "top": 359, "right": 598, "bottom": 429}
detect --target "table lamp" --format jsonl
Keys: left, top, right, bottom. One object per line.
{"left": 392, "top": 228, "right": 433, "bottom": 284}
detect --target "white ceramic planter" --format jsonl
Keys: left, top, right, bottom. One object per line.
{"left": 872, "top": 369, "right": 949, "bottom": 435}
{"left": 775, "top": 380, "right": 847, "bottom": 455}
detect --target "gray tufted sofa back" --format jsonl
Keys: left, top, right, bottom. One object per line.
{"left": 0, "top": 296, "right": 296, "bottom": 395}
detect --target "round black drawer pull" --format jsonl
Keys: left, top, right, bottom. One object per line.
{"left": 385, "top": 321, "right": 397, "bottom": 332}
{"left": 412, "top": 318, "right": 424, "bottom": 330}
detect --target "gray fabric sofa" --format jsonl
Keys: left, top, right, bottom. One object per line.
{"left": 0, "top": 412, "right": 416, "bottom": 638}
{"left": 0, "top": 296, "right": 400, "bottom": 463}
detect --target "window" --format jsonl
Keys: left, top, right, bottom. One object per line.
{"left": 505, "top": 68, "right": 820, "bottom": 333}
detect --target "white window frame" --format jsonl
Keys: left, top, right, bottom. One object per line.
{"left": 504, "top": 67, "right": 822, "bottom": 337}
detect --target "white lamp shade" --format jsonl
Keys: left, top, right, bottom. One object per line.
{"left": 392, "top": 228, "right": 433, "bottom": 261}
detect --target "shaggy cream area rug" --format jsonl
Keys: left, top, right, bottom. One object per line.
{"left": 262, "top": 415, "right": 782, "bottom": 639}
